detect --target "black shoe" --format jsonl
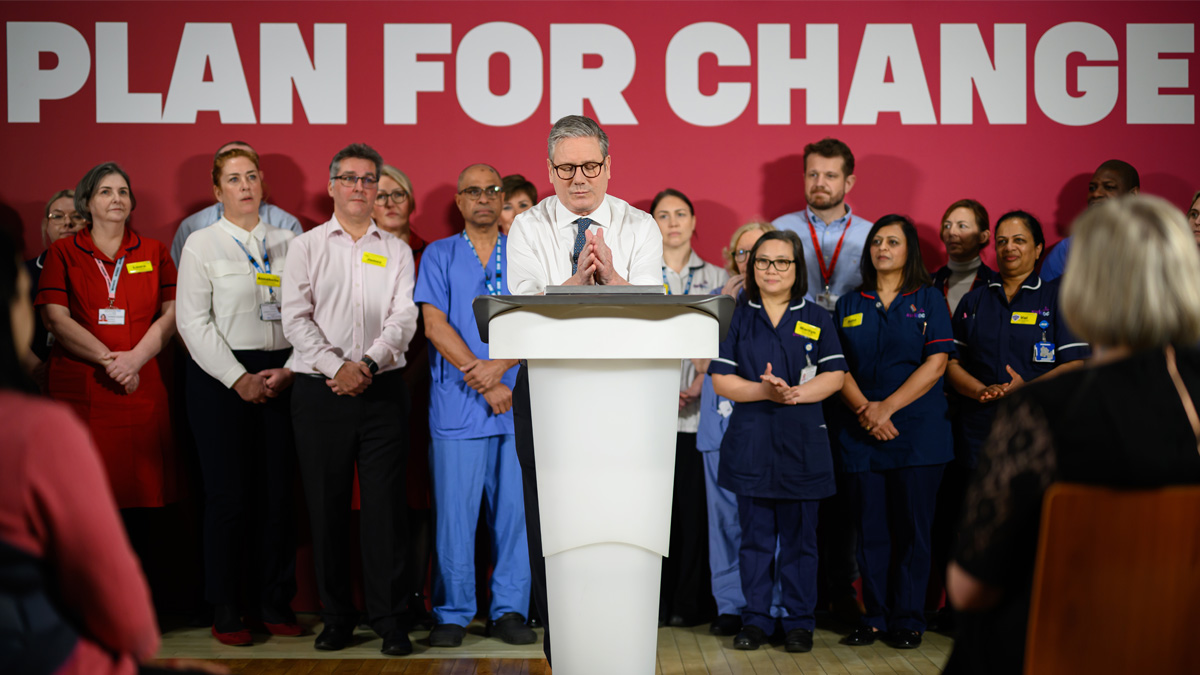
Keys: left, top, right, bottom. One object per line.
{"left": 886, "top": 629, "right": 922, "bottom": 649}
{"left": 733, "top": 625, "right": 769, "bottom": 650}
{"left": 840, "top": 625, "right": 879, "bottom": 646}
{"left": 428, "top": 623, "right": 466, "bottom": 647}
{"left": 709, "top": 614, "right": 743, "bottom": 636}
{"left": 784, "top": 628, "right": 814, "bottom": 653}
{"left": 487, "top": 612, "right": 537, "bottom": 645}
{"left": 314, "top": 623, "right": 354, "bottom": 651}
{"left": 381, "top": 629, "right": 413, "bottom": 656}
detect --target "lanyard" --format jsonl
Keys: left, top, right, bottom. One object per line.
{"left": 231, "top": 234, "right": 276, "bottom": 300}
{"left": 464, "top": 231, "right": 503, "bottom": 296}
{"left": 93, "top": 257, "right": 125, "bottom": 308}
{"left": 662, "top": 267, "right": 695, "bottom": 295}
{"left": 807, "top": 215, "right": 851, "bottom": 290}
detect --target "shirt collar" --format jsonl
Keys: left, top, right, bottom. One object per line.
{"left": 805, "top": 204, "right": 853, "bottom": 228}
{"left": 73, "top": 226, "right": 140, "bottom": 261}
{"left": 661, "top": 249, "right": 707, "bottom": 272}
{"left": 327, "top": 214, "right": 381, "bottom": 240}
{"left": 556, "top": 197, "right": 612, "bottom": 232}
{"left": 216, "top": 216, "right": 266, "bottom": 244}
{"left": 988, "top": 272, "right": 1041, "bottom": 295}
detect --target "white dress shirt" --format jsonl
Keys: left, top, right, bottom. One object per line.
{"left": 176, "top": 217, "right": 296, "bottom": 388}
{"left": 507, "top": 194, "right": 663, "bottom": 294}
{"left": 281, "top": 216, "right": 418, "bottom": 378}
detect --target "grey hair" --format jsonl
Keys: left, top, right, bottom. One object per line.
{"left": 75, "top": 163, "right": 135, "bottom": 222}
{"left": 1061, "top": 195, "right": 1200, "bottom": 350}
{"left": 546, "top": 115, "right": 609, "bottom": 161}
{"left": 329, "top": 143, "right": 383, "bottom": 180}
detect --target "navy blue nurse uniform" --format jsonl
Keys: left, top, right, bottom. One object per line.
{"left": 834, "top": 285, "right": 955, "bottom": 633}
{"left": 951, "top": 273, "right": 1090, "bottom": 467}
{"left": 709, "top": 297, "right": 846, "bottom": 634}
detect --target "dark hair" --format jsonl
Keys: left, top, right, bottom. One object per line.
{"left": 859, "top": 214, "right": 932, "bottom": 294}
{"left": 329, "top": 143, "right": 383, "bottom": 180}
{"left": 804, "top": 137, "right": 855, "bottom": 176}
{"left": 995, "top": 210, "right": 1046, "bottom": 256}
{"left": 75, "top": 162, "right": 136, "bottom": 222}
{"left": 0, "top": 227, "right": 36, "bottom": 393}
{"left": 650, "top": 188, "right": 694, "bottom": 217}
{"left": 940, "top": 198, "right": 990, "bottom": 232}
{"left": 1095, "top": 159, "right": 1140, "bottom": 191}
{"left": 744, "top": 230, "right": 808, "bottom": 304}
{"left": 501, "top": 174, "right": 537, "bottom": 203}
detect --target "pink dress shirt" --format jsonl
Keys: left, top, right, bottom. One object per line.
{"left": 282, "top": 216, "right": 418, "bottom": 378}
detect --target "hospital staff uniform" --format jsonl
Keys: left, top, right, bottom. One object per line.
{"left": 696, "top": 375, "right": 743, "bottom": 618}
{"left": 35, "top": 227, "right": 179, "bottom": 509}
{"left": 834, "top": 286, "right": 954, "bottom": 634}
{"left": 709, "top": 297, "right": 846, "bottom": 634}
{"left": 414, "top": 231, "right": 528, "bottom": 628}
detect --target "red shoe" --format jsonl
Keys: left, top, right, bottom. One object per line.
{"left": 211, "top": 624, "right": 253, "bottom": 646}
{"left": 263, "top": 621, "right": 304, "bottom": 637}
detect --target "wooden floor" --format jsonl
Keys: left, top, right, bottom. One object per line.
{"left": 158, "top": 615, "right": 952, "bottom": 674}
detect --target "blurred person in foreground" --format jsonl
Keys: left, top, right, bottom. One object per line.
{"left": 945, "top": 195, "right": 1200, "bottom": 674}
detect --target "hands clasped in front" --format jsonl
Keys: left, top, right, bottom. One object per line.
{"left": 327, "top": 361, "right": 373, "bottom": 397}
{"left": 978, "top": 365, "right": 1026, "bottom": 403}
{"left": 760, "top": 362, "right": 809, "bottom": 406}
{"left": 463, "top": 358, "right": 512, "bottom": 415}
{"left": 101, "top": 350, "right": 143, "bottom": 394}
{"left": 567, "top": 229, "right": 626, "bottom": 286}
{"left": 235, "top": 368, "right": 295, "bottom": 403}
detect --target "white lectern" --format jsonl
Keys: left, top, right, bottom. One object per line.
{"left": 474, "top": 294, "right": 734, "bottom": 675}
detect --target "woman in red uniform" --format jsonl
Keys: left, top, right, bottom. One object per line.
{"left": 36, "top": 162, "right": 179, "bottom": 511}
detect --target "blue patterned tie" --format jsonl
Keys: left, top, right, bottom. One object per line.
{"left": 571, "top": 217, "right": 593, "bottom": 274}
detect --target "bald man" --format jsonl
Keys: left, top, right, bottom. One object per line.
{"left": 413, "top": 164, "right": 535, "bottom": 648}
{"left": 1041, "top": 159, "right": 1140, "bottom": 281}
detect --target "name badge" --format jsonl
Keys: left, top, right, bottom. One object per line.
{"left": 98, "top": 307, "right": 126, "bottom": 325}
{"left": 256, "top": 273, "right": 281, "bottom": 287}
{"left": 842, "top": 313, "right": 863, "bottom": 328}
{"left": 362, "top": 252, "right": 388, "bottom": 267}
{"left": 1033, "top": 341, "right": 1056, "bottom": 363}
{"left": 794, "top": 321, "right": 821, "bottom": 340}
{"left": 125, "top": 261, "right": 153, "bottom": 274}
{"left": 259, "top": 303, "right": 282, "bottom": 321}
{"left": 1011, "top": 311, "right": 1038, "bottom": 325}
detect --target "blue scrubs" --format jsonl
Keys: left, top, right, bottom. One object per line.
{"left": 950, "top": 273, "right": 1090, "bottom": 467}
{"left": 710, "top": 297, "right": 846, "bottom": 633}
{"left": 414, "top": 232, "right": 528, "bottom": 626}
{"left": 696, "top": 375, "right": 744, "bottom": 616}
{"left": 834, "top": 285, "right": 955, "bottom": 633}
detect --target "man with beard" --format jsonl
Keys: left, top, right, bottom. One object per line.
{"left": 773, "top": 138, "right": 873, "bottom": 313}
{"left": 1040, "top": 159, "right": 1140, "bottom": 281}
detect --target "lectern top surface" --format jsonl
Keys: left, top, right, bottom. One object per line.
{"left": 472, "top": 294, "right": 735, "bottom": 343}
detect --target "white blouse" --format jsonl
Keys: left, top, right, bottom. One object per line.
{"left": 176, "top": 217, "right": 296, "bottom": 387}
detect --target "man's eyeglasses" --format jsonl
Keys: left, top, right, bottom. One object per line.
{"left": 458, "top": 185, "right": 503, "bottom": 200}
{"left": 552, "top": 161, "right": 604, "bottom": 180}
{"left": 48, "top": 212, "right": 86, "bottom": 224}
{"left": 754, "top": 258, "right": 795, "bottom": 272}
{"left": 333, "top": 174, "right": 378, "bottom": 188}
{"left": 375, "top": 190, "right": 409, "bottom": 205}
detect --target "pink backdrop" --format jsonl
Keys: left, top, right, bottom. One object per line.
{"left": 3, "top": 1, "right": 1198, "bottom": 272}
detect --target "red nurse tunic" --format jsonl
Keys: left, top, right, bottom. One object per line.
{"left": 35, "top": 227, "right": 180, "bottom": 509}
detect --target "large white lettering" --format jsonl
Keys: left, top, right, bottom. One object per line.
{"left": 456, "top": 22, "right": 543, "bottom": 126}
{"left": 757, "top": 24, "right": 839, "bottom": 125}
{"left": 844, "top": 24, "right": 937, "bottom": 124}
{"left": 549, "top": 24, "right": 637, "bottom": 123}
{"left": 260, "top": 23, "right": 346, "bottom": 125}
{"left": 1034, "top": 22, "right": 1118, "bottom": 126}
{"left": 383, "top": 24, "right": 451, "bottom": 124}
{"left": 96, "top": 23, "right": 161, "bottom": 123}
{"left": 6, "top": 22, "right": 89, "bottom": 123}
{"left": 940, "top": 23, "right": 1026, "bottom": 124}
{"left": 1126, "top": 23, "right": 1194, "bottom": 124}
{"left": 161, "top": 23, "right": 256, "bottom": 124}
{"left": 665, "top": 22, "right": 750, "bottom": 127}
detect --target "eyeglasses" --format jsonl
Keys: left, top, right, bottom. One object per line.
{"left": 458, "top": 185, "right": 503, "bottom": 200}
{"left": 734, "top": 249, "right": 752, "bottom": 262}
{"left": 375, "top": 189, "right": 409, "bottom": 204}
{"left": 552, "top": 161, "right": 604, "bottom": 180}
{"left": 48, "top": 212, "right": 87, "bottom": 224}
{"left": 754, "top": 258, "right": 795, "bottom": 272}
{"left": 333, "top": 174, "right": 378, "bottom": 188}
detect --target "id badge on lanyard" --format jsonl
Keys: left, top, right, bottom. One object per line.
{"left": 1033, "top": 319, "right": 1055, "bottom": 363}
{"left": 808, "top": 217, "right": 849, "bottom": 312}
{"left": 95, "top": 257, "right": 126, "bottom": 325}
{"left": 232, "top": 235, "right": 281, "bottom": 321}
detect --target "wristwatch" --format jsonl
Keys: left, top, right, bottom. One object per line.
{"left": 360, "top": 355, "right": 379, "bottom": 374}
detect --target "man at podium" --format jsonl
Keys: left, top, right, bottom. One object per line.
{"left": 507, "top": 114, "right": 663, "bottom": 660}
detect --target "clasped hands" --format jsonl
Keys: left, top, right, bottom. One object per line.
{"left": 235, "top": 368, "right": 294, "bottom": 403}
{"left": 463, "top": 358, "right": 512, "bottom": 415}
{"left": 977, "top": 365, "right": 1025, "bottom": 403}
{"left": 760, "top": 362, "right": 808, "bottom": 405}
{"left": 566, "top": 228, "right": 626, "bottom": 286}
{"left": 100, "top": 350, "right": 144, "bottom": 394}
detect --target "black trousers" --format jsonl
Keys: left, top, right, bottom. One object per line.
{"left": 513, "top": 365, "right": 552, "bottom": 663}
{"left": 186, "top": 350, "right": 296, "bottom": 615}
{"left": 292, "top": 371, "right": 409, "bottom": 633}
{"left": 660, "top": 432, "right": 715, "bottom": 624}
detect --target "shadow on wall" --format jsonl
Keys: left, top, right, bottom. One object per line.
{"left": 1144, "top": 172, "right": 1197, "bottom": 213}
{"left": 422, "top": 182, "right": 461, "bottom": 241}
{"left": 261, "top": 153, "right": 309, "bottom": 229}
{"left": 1053, "top": 173, "right": 1091, "bottom": 238}
{"left": 175, "top": 152, "right": 213, "bottom": 221}
{"left": 760, "top": 154, "right": 807, "bottom": 221}
{"left": 0, "top": 200, "right": 27, "bottom": 253}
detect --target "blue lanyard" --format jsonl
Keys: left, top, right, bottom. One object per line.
{"left": 463, "top": 231, "right": 503, "bottom": 296}
{"left": 231, "top": 234, "right": 275, "bottom": 301}
{"left": 662, "top": 266, "right": 695, "bottom": 295}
